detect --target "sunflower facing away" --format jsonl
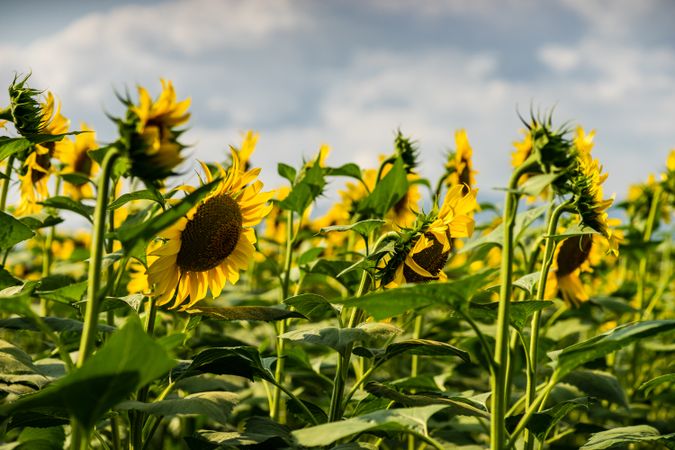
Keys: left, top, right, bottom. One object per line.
{"left": 16, "top": 92, "right": 71, "bottom": 216}
{"left": 56, "top": 123, "right": 98, "bottom": 200}
{"left": 445, "top": 129, "right": 477, "bottom": 191}
{"left": 147, "top": 152, "right": 273, "bottom": 310}
{"left": 382, "top": 184, "right": 477, "bottom": 287}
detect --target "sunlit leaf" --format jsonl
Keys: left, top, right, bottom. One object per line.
{"left": 580, "top": 425, "right": 675, "bottom": 449}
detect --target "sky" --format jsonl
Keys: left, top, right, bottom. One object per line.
{"left": 2, "top": 0, "right": 675, "bottom": 207}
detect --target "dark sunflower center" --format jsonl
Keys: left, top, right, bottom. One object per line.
{"left": 556, "top": 235, "right": 592, "bottom": 276}
{"left": 31, "top": 152, "right": 52, "bottom": 183}
{"left": 403, "top": 232, "right": 452, "bottom": 283}
{"left": 176, "top": 194, "right": 243, "bottom": 272}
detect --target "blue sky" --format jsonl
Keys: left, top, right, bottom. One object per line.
{"left": 2, "top": 0, "right": 674, "bottom": 205}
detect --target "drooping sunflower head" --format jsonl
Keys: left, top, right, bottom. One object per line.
{"left": 548, "top": 234, "right": 594, "bottom": 307}
{"left": 394, "top": 129, "right": 420, "bottom": 174}
{"left": 444, "top": 129, "right": 477, "bottom": 192}
{"left": 147, "top": 151, "right": 273, "bottom": 310}
{"left": 379, "top": 185, "right": 478, "bottom": 287}
{"left": 7, "top": 73, "right": 46, "bottom": 136}
{"left": 117, "top": 79, "right": 191, "bottom": 185}
{"left": 56, "top": 123, "right": 98, "bottom": 200}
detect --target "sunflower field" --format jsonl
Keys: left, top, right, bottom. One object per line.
{"left": 0, "top": 74, "right": 673, "bottom": 450}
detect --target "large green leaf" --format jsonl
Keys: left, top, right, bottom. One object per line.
{"left": 639, "top": 373, "right": 675, "bottom": 396}
{"left": 548, "top": 320, "right": 675, "bottom": 379}
{"left": 357, "top": 157, "right": 408, "bottom": 218}
{"left": 468, "top": 300, "right": 554, "bottom": 330}
{"left": 353, "top": 339, "right": 470, "bottom": 364}
{"left": 0, "top": 211, "right": 34, "bottom": 250}
{"left": 283, "top": 293, "right": 338, "bottom": 320}
{"left": 507, "top": 397, "right": 591, "bottom": 442}
{"left": 0, "top": 316, "right": 175, "bottom": 429}
{"left": 278, "top": 162, "right": 325, "bottom": 214}
{"left": 181, "top": 346, "right": 273, "bottom": 382}
{"left": 186, "top": 306, "right": 306, "bottom": 322}
{"left": 36, "top": 281, "right": 88, "bottom": 305}
{"left": 337, "top": 269, "right": 498, "bottom": 321}
{"left": 580, "top": 425, "right": 675, "bottom": 449}
{"left": 280, "top": 322, "right": 402, "bottom": 355}
{"left": 292, "top": 404, "right": 448, "bottom": 447}
{"left": 116, "top": 391, "right": 237, "bottom": 425}
{"left": 562, "top": 369, "right": 628, "bottom": 407}
{"left": 0, "top": 317, "right": 114, "bottom": 334}
{"left": 0, "top": 133, "right": 77, "bottom": 161}
{"left": 364, "top": 382, "right": 489, "bottom": 418}
{"left": 117, "top": 178, "right": 220, "bottom": 256}
{"left": 108, "top": 188, "right": 165, "bottom": 210}
{"left": 38, "top": 197, "right": 94, "bottom": 223}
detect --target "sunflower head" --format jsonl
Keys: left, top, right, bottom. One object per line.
{"left": 147, "top": 151, "right": 273, "bottom": 310}
{"left": 394, "top": 129, "right": 420, "bottom": 174}
{"left": 7, "top": 73, "right": 46, "bottom": 136}
{"left": 57, "top": 123, "right": 98, "bottom": 200}
{"left": 444, "top": 129, "right": 477, "bottom": 192}
{"left": 551, "top": 234, "right": 593, "bottom": 307}
{"left": 117, "top": 79, "right": 191, "bottom": 185}
{"left": 379, "top": 185, "right": 478, "bottom": 287}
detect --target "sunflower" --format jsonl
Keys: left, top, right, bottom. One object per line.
{"left": 229, "top": 130, "right": 258, "bottom": 171}
{"left": 15, "top": 92, "right": 71, "bottom": 216}
{"left": 511, "top": 129, "right": 533, "bottom": 169}
{"left": 383, "top": 185, "right": 477, "bottom": 287}
{"left": 445, "top": 129, "right": 477, "bottom": 191}
{"left": 56, "top": 123, "right": 98, "bottom": 200}
{"left": 124, "top": 79, "right": 191, "bottom": 183}
{"left": 147, "top": 152, "right": 273, "bottom": 310}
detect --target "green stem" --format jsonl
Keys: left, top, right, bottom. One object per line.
{"left": 131, "top": 297, "right": 158, "bottom": 450}
{"left": 329, "top": 257, "right": 371, "bottom": 422}
{"left": 271, "top": 209, "right": 295, "bottom": 422}
{"left": 409, "top": 314, "right": 423, "bottom": 450}
{"left": 76, "top": 147, "right": 121, "bottom": 366}
{"left": 636, "top": 185, "right": 662, "bottom": 318}
{"left": 506, "top": 376, "right": 557, "bottom": 450}
{"left": 459, "top": 309, "right": 496, "bottom": 376}
{"left": 490, "top": 163, "right": 531, "bottom": 450}
{"left": 0, "top": 154, "right": 15, "bottom": 213}
{"left": 524, "top": 200, "right": 570, "bottom": 450}
{"left": 40, "top": 175, "right": 61, "bottom": 316}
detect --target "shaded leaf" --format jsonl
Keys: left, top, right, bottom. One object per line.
{"left": 36, "top": 281, "right": 88, "bottom": 305}
{"left": 324, "top": 163, "right": 363, "bottom": 181}
{"left": 281, "top": 322, "right": 401, "bottom": 355}
{"left": 518, "top": 173, "right": 562, "bottom": 197}
{"left": 0, "top": 317, "right": 114, "bottom": 334}
{"left": 186, "top": 306, "right": 306, "bottom": 322}
{"left": 181, "top": 346, "right": 273, "bottom": 382}
{"left": 507, "top": 397, "right": 592, "bottom": 441}
{"left": 108, "top": 188, "right": 165, "bottom": 210}
{"left": 0, "top": 316, "right": 175, "bottom": 429}
{"left": 639, "top": 373, "right": 675, "bottom": 396}
{"left": 562, "top": 369, "right": 628, "bottom": 407}
{"left": 116, "top": 391, "right": 237, "bottom": 425}
{"left": 355, "top": 339, "right": 470, "bottom": 365}
{"left": 580, "top": 425, "right": 675, "bottom": 449}
{"left": 0, "top": 211, "right": 34, "bottom": 250}
{"left": 283, "top": 293, "right": 338, "bottom": 320}
{"left": 292, "top": 404, "right": 448, "bottom": 447}
{"left": 469, "top": 301, "right": 554, "bottom": 330}
{"left": 38, "top": 196, "right": 94, "bottom": 223}
{"left": 548, "top": 320, "right": 675, "bottom": 379}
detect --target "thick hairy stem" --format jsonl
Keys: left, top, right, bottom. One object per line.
{"left": 0, "top": 154, "right": 15, "bottom": 212}
{"left": 490, "top": 163, "right": 532, "bottom": 450}
{"left": 524, "top": 201, "right": 570, "bottom": 450}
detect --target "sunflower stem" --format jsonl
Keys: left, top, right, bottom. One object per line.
{"left": 72, "top": 147, "right": 120, "bottom": 450}
{"left": 271, "top": 208, "right": 295, "bottom": 422}
{"left": 0, "top": 154, "right": 15, "bottom": 213}
{"left": 39, "top": 175, "right": 61, "bottom": 316}
{"left": 523, "top": 200, "right": 571, "bottom": 450}
{"left": 490, "top": 162, "right": 533, "bottom": 450}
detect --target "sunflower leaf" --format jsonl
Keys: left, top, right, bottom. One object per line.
{"left": 639, "top": 373, "right": 675, "bottom": 396}
{"left": 506, "top": 397, "right": 592, "bottom": 441}
{"left": 115, "top": 391, "right": 238, "bottom": 425}
{"left": 108, "top": 188, "right": 165, "bottom": 210}
{"left": 186, "top": 306, "right": 306, "bottom": 322}
{"left": 357, "top": 157, "right": 408, "bottom": 218}
{"left": 320, "top": 219, "right": 386, "bottom": 239}
{"left": 0, "top": 315, "right": 175, "bottom": 429}
{"left": 0, "top": 211, "right": 35, "bottom": 250}
{"left": 283, "top": 293, "right": 338, "bottom": 320}
{"left": 580, "top": 425, "right": 675, "bottom": 449}
{"left": 356, "top": 339, "right": 470, "bottom": 365}
{"left": 181, "top": 346, "right": 274, "bottom": 382}
{"left": 278, "top": 162, "right": 325, "bottom": 214}
{"left": 468, "top": 300, "right": 554, "bottom": 330}
{"left": 548, "top": 320, "right": 675, "bottom": 379}
{"left": 277, "top": 163, "right": 297, "bottom": 183}
{"left": 291, "top": 404, "right": 449, "bottom": 447}
{"left": 324, "top": 163, "right": 363, "bottom": 181}
{"left": 281, "top": 323, "right": 402, "bottom": 355}
{"left": 38, "top": 196, "right": 94, "bottom": 223}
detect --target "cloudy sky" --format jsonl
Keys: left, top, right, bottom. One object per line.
{"left": 2, "top": 0, "right": 674, "bottom": 205}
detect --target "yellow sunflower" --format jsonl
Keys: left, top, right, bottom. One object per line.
{"left": 511, "top": 129, "right": 533, "bottom": 168}
{"left": 445, "top": 129, "right": 477, "bottom": 190}
{"left": 127, "top": 79, "right": 191, "bottom": 183}
{"left": 229, "top": 130, "right": 258, "bottom": 170}
{"left": 16, "top": 92, "right": 71, "bottom": 216}
{"left": 386, "top": 185, "right": 477, "bottom": 286}
{"left": 56, "top": 123, "right": 98, "bottom": 200}
{"left": 147, "top": 152, "right": 273, "bottom": 310}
